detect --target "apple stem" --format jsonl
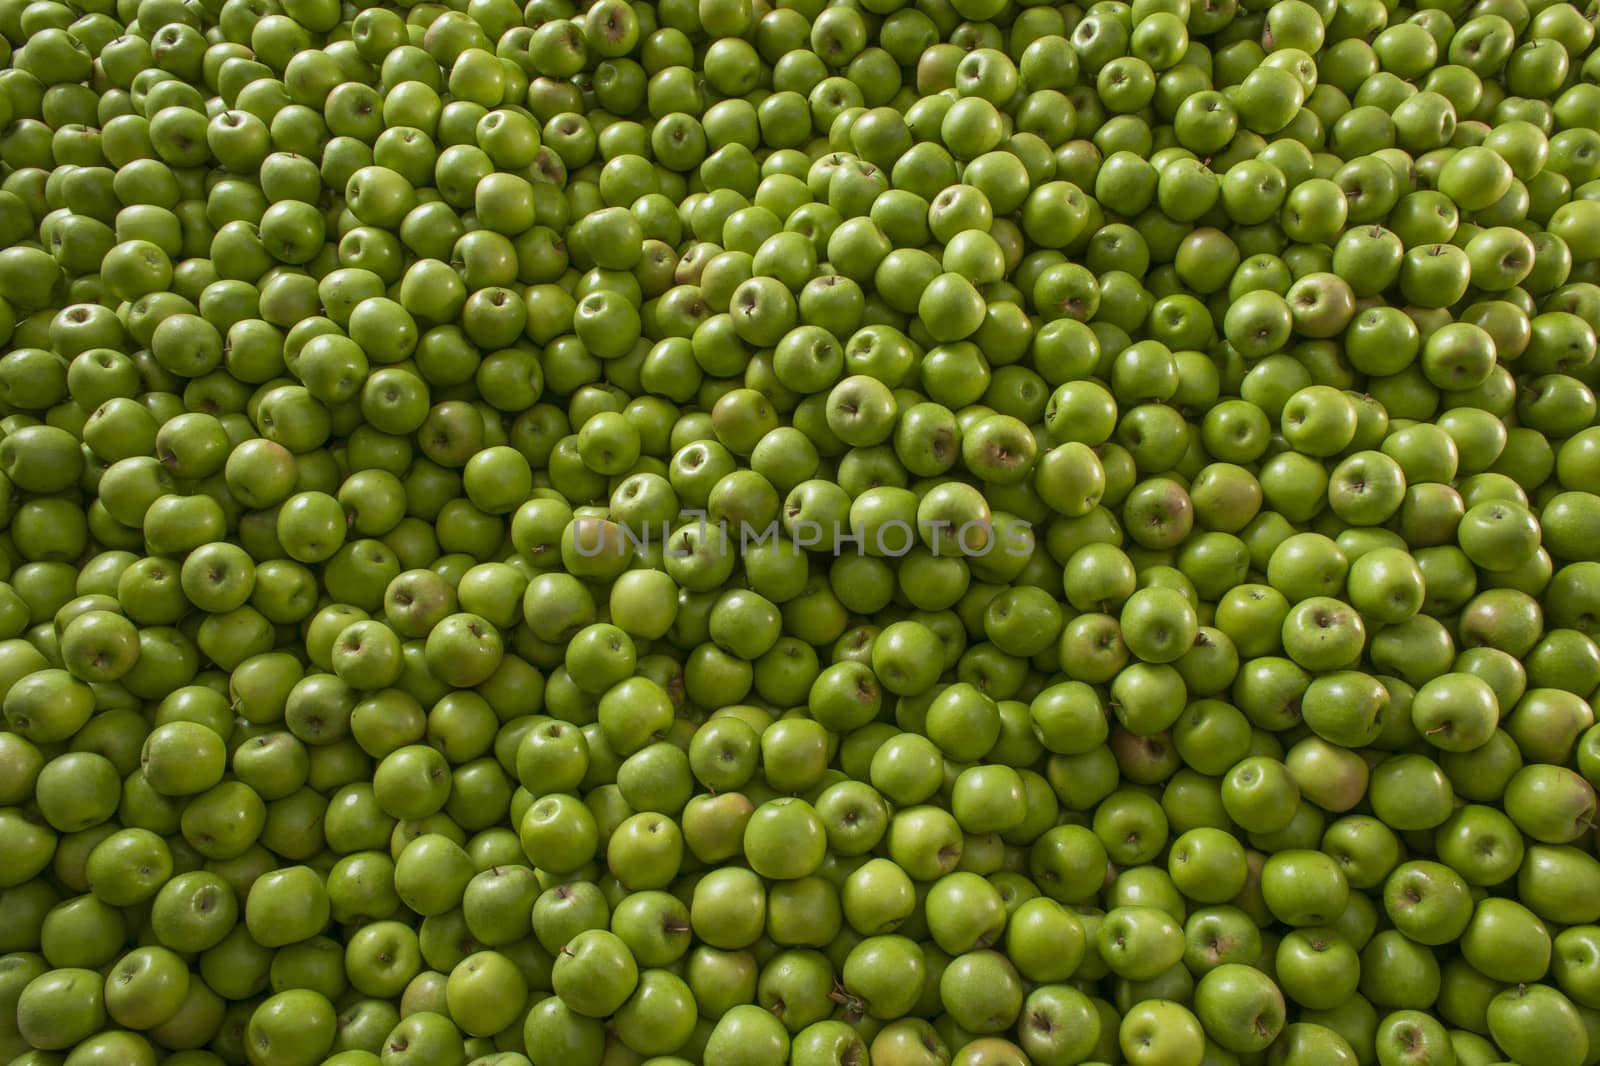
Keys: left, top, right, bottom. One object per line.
{"left": 829, "top": 981, "right": 866, "bottom": 1021}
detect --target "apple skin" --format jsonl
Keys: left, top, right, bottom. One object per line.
{"left": 1195, "top": 963, "right": 1288, "bottom": 1053}
{"left": 1488, "top": 983, "right": 1590, "bottom": 1066}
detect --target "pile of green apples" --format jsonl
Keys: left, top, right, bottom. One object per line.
{"left": 3, "top": 0, "right": 1600, "bottom": 1059}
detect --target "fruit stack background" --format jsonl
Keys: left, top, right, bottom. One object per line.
{"left": 1, "top": 0, "right": 1600, "bottom": 1062}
